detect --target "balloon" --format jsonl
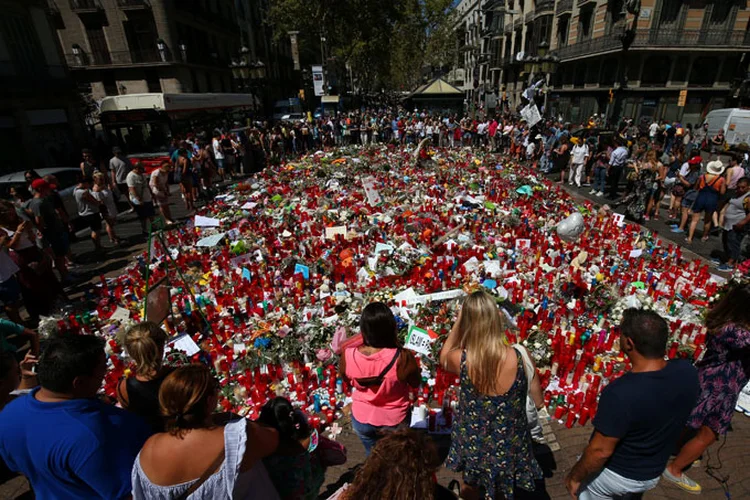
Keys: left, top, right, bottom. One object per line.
{"left": 556, "top": 212, "right": 585, "bottom": 242}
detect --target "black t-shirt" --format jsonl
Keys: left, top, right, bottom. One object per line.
{"left": 593, "top": 359, "right": 699, "bottom": 481}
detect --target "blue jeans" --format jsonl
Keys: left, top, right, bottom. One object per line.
{"left": 351, "top": 413, "right": 407, "bottom": 456}
{"left": 579, "top": 468, "right": 659, "bottom": 500}
{"left": 593, "top": 166, "right": 607, "bottom": 193}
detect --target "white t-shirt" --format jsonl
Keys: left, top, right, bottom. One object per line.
{"left": 1, "top": 227, "right": 33, "bottom": 251}
{"left": 571, "top": 144, "right": 590, "bottom": 164}
{"left": 126, "top": 171, "right": 153, "bottom": 203}
{"left": 679, "top": 162, "right": 691, "bottom": 178}
{"left": 526, "top": 143, "right": 536, "bottom": 157}
{"left": 649, "top": 123, "right": 659, "bottom": 137}
{"left": 212, "top": 138, "right": 224, "bottom": 160}
{"left": 149, "top": 169, "right": 169, "bottom": 198}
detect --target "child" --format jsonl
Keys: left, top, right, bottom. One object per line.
{"left": 258, "top": 397, "right": 326, "bottom": 500}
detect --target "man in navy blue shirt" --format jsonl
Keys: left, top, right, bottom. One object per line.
{"left": 566, "top": 309, "right": 699, "bottom": 499}
{"left": 0, "top": 335, "right": 151, "bottom": 499}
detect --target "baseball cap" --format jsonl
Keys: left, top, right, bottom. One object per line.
{"left": 31, "top": 178, "right": 54, "bottom": 191}
{"left": 688, "top": 156, "right": 702, "bottom": 165}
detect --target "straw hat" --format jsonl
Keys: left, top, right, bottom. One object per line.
{"left": 706, "top": 160, "right": 725, "bottom": 176}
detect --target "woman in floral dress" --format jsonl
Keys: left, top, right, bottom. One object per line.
{"left": 663, "top": 284, "right": 750, "bottom": 494}
{"left": 439, "top": 291, "right": 542, "bottom": 499}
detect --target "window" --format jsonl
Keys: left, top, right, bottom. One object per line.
{"left": 102, "top": 75, "right": 118, "bottom": 96}
{"left": 85, "top": 24, "right": 110, "bottom": 65}
{"left": 123, "top": 13, "right": 159, "bottom": 63}
{"left": 658, "top": 0, "right": 682, "bottom": 28}
{"left": 145, "top": 69, "right": 161, "bottom": 93}
{"left": 0, "top": 13, "right": 46, "bottom": 76}
{"left": 606, "top": 0, "right": 626, "bottom": 35}
{"left": 578, "top": 6, "right": 594, "bottom": 42}
{"left": 557, "top": 15, "right": 570, "bottom": 47}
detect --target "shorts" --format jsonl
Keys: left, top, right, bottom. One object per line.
{"left": 691, "top": 191, "right": 719, "bottom": 214}
{"left": 134, "top": 201, "right": 155, "bottom": 220}
{"left": 45, "top": 230, "right": 69, "bottom": 257}
{"left": 81, "top": 213, "right": 102, "bottom": 232}
{"left": 0, "top": 275, "right": 21, "bottom": 306}
{"left": 116, "top": 183, "right": 128, "bottom": 199}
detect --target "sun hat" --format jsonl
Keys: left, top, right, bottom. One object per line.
{"left": 706, "top": 160, "right": 725, "bottom": 176}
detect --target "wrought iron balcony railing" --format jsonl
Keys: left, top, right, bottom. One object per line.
{"left": 556, "top": 0, "right": 573, "bottom": 15}
{"left": 69, "top": 0, "right": 102, "bottom": 12}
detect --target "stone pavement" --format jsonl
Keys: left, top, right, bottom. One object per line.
{"left": 320, "top": 411, "right": 750, "bottom": 500}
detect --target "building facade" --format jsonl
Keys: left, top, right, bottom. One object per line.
{"left": 454, "top": 0, "right": 750, "bottom": 124}
{"left": 54, "top": 0, "right": 242, "bottom": 104}
{"left": 1, "top": 0, "right": 85, "bottom": 172}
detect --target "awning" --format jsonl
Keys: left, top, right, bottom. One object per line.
{"left": 321, "top": 96, "right": 340, "bottom": 104}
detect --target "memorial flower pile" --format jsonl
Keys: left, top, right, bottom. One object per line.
{"left": 44, "top": 145, "right": 730, "bottom": 428}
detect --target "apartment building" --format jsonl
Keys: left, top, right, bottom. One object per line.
{"left": 492, "top": 0, "right": 750, "bottom": 125}
{"left": 54, "top": 0, "right": 242, "bottom": 102}
{"left": 1, "top": 0, "right": 85, "bottom": 172}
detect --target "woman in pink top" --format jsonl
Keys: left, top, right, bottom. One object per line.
{"left": 339, "top": 302, "right": 420, "bottom": 455}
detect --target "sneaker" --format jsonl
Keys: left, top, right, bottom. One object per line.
{"left": 589, "top": 189, "right": 597, "bottom": 195}
{"left": 643, "top": 215, "right": 650, "bottom": 221}
{"left": 596, "top": 191, "right": 604, "bottom": 197}
{"left": 662, "top": 468, "right": 702, "bottom": 494}
{"left": 717, "top": 264, "right": 734, "bottom": 272}
{"left": 670, "top": 228, "right": 685, "bottom": 233}
{"left": 710, "top": 258, "right": 722, "bottom": 266}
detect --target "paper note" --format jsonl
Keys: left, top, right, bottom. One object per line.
{"left": 628, "top": 249, "right": 643, "bottom": 259}
{"left": 194, "top": 215, "right": 222, "bottom": 227}
{"left": 294, "top": 263, "right": 310, "bottom": 280}
{"left": 484, "top": 260, "right": 501, "bottom": 277}
{"left": 374, "top": 242, "right": 394, "bottom": 255}
{"left": 241, "top": 202, "right": 258, "bottom": 210}
{"left": 109, "top": 307, "right": 131, "bottom": 323}
{"left": 242, "top": 268, "right": 252, "bottom": 282}
{"left": 612, "top": 213, "right": 625, "bottom": 227}
{"left": 362, "top": 176, "right": 382, "bottom": 206}
{"left": 230, "top": 253, "right": 254, "bottom": 268}
{"left": 404, "top": 325, "right": 437, "bottom": 356}
{"left": 403, "top": 289, "right": 466, "bottom": 306}
{"left": 168, "top": 334, "right": 201, "bottom": 356}
{"left": 196, "top": 233, "right": 226, "bottom": 247}
{"left": 325, "top": 226, "right": 347, "bottom": 240}
{"left": 515, "top": 239, "right": 531, "bottom": 251}
{"left": 393, "top": 287, "right": 419, "bottom": 304}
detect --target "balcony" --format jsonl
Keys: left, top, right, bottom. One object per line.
{"left": 554, "top": 28, "right": 750, "bottom": 61}
{"left": 577, "top": 0, "right": 594, "bottom": 6}
{"left": 556, "top": 0, "right": 573, "bottom": 15}
{"left": 116, "top": 0, "right": 151, "bottom": 9}
{"left": 65, "top": 49, "right": 173, "bottom": 68}
{"left": 535, "top": 0, "right": 555, "bottom": 13}
{"left": 69, "top": 0, "right": 102, "bottom": 12}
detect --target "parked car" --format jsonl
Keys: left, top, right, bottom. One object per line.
{"left": 0, "top": 167, "right": 81, "bottom": 222}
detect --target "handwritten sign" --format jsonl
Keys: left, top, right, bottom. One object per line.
{"left": 324, "top": 226, "right": 347, "bottom": 240}
{"left": 404, "top": 325, "right": 436, "bottom": 356}
{"left": 168, "top": 334, "right": 201, "bottom": 357}
{"left": 403, "top": 289, "right": 466, "bottom": 306}
{"left": 362, "top": 176, "right": 382, "bottom": 206}
{"left": 194, "top": 215, "right": 222, "bottom": 227}
{"left": 612, "top": 213, "right": 625, "bottom": 227}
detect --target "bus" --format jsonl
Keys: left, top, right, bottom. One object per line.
{"left": 99, "top": 93, "right": 256, "bottom": 171}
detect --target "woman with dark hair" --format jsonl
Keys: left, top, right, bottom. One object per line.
{"left": 131, "top": 364, "right": 280, "bottom": 499}
{"left": 339, "top": 302, "right": 420, "bottom": 455}
{"left": 258, "top": 397, "right": 326, "bottom": 499}
{"left": 663, "top": 284, "right": 750, "bottom": 494}
{"left": 342, "top": 429, "right": 454, "bottom": 500}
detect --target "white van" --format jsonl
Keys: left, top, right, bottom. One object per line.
{"left": 703, "top": 108, "right": 750, "bottom": 146}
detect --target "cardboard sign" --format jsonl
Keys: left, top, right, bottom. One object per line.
{"left": 362, "top": 176, "right": 382, "bottom": 206}
{"left": 404, "top": 325, "right": 437, "bottom": 356}
{"left": 403, "top": 289, "right": 466, "bottom": 306}
{"left": 325, "top": 226, "right": 347, "bottom": 240}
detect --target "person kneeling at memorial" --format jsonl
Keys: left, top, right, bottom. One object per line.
{"left": 565, "top": 310, "right": 699, "bottom": 499}
{"left": 0, "top": 335, "right": 152, "bottom": 499}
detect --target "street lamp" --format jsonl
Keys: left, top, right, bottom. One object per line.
{"left": 178, "top": 41, "right": 188, "bottom": 62}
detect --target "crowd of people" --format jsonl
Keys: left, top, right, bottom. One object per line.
{"left": 0, "top": 284, "right": 746, "bottom": 499}
{"left": 0, "top": 106, "right": 748, "bottom": 499}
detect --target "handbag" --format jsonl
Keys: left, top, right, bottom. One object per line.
{"left": 354, "top": 348, "right": 401, "bottom": 388}
{"left": 513, "top": 345, "right": 542, "bottom": 434}
{"left": 318, "top": 435, "right": 347, "bottom": 466}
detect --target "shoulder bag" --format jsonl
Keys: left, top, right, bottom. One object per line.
{"left": 354, "top": 348, "right": 401, "bottom": 388}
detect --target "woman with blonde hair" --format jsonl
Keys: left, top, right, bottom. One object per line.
{"left": 439, "top": 291, "right": 543, "bottom": 500}
{"left": 131, "top": 364, "right": 280, "bottom": 499}
{"left": 117, "top": 321, "right": 172, "bottom": 431}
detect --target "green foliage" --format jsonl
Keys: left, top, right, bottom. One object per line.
{"left": 266, "top": 0, "right": 457, "bottom": 92}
